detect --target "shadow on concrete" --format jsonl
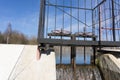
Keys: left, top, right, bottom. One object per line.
{"left": 99, "top": 67, "right": 120, "bottom": 80}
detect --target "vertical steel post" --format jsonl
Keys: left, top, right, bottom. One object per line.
{"left": 60, "top": 35, "right": 62, "bottom": 65}
{"left": 111, "top": 0, "right": 116, "bottom": 41}
{"left": 93, "top": 37, "right": 96, "bottom": 65}
{"left": 99, "top": 6, "right": 102, "bottom": 50}
{"left": 84, "top": 46, "right": 86, "bottom": 64}
{"left": 92, "top": 10, "right": 95, "bottom": 37}
{"left": 92, "top": 4, "right": 96, "bottom": 65}
{"left": 84, "top": 0, "right": 86, "bottom": 64}
{"left": 38, "top": 0, "right": 46, "bottom": 41}
{"left": 71, "top": 35, "right": 76, "bottom": 80}
{"left": 71, "top": 35, "right": 76, "bottom": 66}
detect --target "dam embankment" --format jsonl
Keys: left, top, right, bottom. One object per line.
{"left": 97, "top": 54, "right": 120, "bottom": 80}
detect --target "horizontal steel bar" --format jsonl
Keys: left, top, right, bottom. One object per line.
{"left": 38, "top": 38, "right": 120, "bottom": 47}
{"left": 46, "top": 4, "right": 92, "bottom": 10}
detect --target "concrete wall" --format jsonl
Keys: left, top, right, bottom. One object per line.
{"left": 0, "top": 44, "right": 56, "bottom": 80}
{"left": 97, "top": 54, "right": 120, "bottom": 80}
{"left": 0, "top": 44, "right": 24, "bottom": 80}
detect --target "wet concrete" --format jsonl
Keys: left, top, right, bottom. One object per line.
{"left": 56, "top": 65, "right": 102, "bottom": 80}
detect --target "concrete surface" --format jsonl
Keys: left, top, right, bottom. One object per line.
{"left": 0, "top": 44, "right": 24, "bottom": 80}
{"left": 0, "top": 44, "right": 56, "bottom": 80}
{"left": 109, "top": 54, "right": 120, "bottom": 69}
{"left": 97, "top": 54, "right": 120, "bottom": 80}
{"left": 118, "top": 58, "right": 120, "bottom": 61}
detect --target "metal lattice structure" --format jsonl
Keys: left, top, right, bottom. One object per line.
{"left": 38, "top": 0, "right": 120, "bottom": 47}
{"left": 37, "top": 0, "right": 120, "bottom": 65}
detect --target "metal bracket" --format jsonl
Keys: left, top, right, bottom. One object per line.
{"left": 38, "top": 43, "right": 54, "bottom": 54}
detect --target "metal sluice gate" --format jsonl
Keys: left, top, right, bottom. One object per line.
{"left": 38, "top": 0, "right": 120, "bottom": 64}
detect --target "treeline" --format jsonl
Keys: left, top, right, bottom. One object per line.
{"left": 0, "top": 24, "right": 37, "bottom": 44}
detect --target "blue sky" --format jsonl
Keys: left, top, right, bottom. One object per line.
{"left": 0, "top": 0, "right": 40, "bottom": 37}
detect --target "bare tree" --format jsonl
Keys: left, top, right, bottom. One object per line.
{"left": 5, "top": 23, "right": 12, "bottom": 44}
{"left": 0, "top": 32, "right": 4, "bottom": 43}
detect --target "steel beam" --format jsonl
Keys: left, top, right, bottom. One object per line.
{"left": 38, "top": 0, "right": 46, "bottom": 41}
{"left": 38, "top": 38, "right": 120, "bottom": 47}
{"left": 46, "top": 4, "right": 92, "bottom": 10}
{"left": 111, "top": 0, "right": 116, "bottom": 41}
{"left": 93, "top": 0, "right": 106, "bottom": 10}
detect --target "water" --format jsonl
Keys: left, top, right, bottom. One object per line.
{"left": 54, "top": 46, "right": 102, "bottom": 80}
{"left": 54, "top": 46, "right": 92, "bottom": 64}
